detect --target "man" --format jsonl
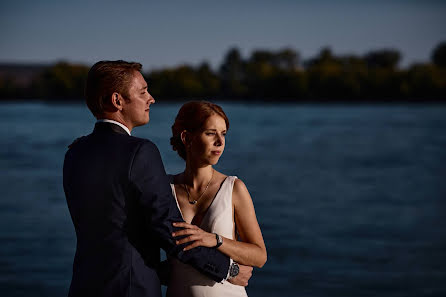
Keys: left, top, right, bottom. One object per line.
{"left": 63, "top": 60, "right": 252, "bottom": 297}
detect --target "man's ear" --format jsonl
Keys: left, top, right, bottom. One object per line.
{"left": 111, "top": 92, "right": 124, "bottom": 111}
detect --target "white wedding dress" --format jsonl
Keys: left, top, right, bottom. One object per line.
{"left": 166, "top": 176, "right": 248, "bottom": 297}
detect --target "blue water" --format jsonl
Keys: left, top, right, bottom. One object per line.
{"left": 1, "top": 102, "right": 445, "bottom": 297}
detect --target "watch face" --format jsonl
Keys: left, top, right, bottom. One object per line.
{"left": 233, "top": 264, "right": 239, "bottom": 275}
{"left": 231, "top": 263, "right": 240, "bottom": 277}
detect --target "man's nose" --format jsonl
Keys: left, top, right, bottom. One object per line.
{"left": 148, "top": 92, "right": 155, "bottom": 104}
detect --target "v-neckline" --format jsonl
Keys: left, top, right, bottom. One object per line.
{"left": 172, "top": 176, "right": 229, "bottom": 227}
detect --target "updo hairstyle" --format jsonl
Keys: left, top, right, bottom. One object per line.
{"left": 170, "top": 101, "right": 229, "bottom": 160}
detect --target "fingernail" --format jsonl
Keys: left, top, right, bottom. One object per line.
{"left": 172, "top": 233, "right": 175, "bottom": 236}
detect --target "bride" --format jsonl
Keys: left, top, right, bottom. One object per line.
{"left": 166, "top": 101, "right": 267, "bottom": 297}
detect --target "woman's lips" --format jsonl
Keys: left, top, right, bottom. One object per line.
{"left": 211, "top": 151, "right": 222, "bottom": 155}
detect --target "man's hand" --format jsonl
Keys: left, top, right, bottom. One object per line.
{"left": 227, "top": 264, "right": 253, "bottom": 286}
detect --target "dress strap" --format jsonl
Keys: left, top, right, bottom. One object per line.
{"left": 210, "top": 176, "right": 237, "bottom": 209}
{"left": 169, "top": 183, "right": 184, "bottom": 220}
{"left": 227, "top": 176, "right": 238, "bottom": 192}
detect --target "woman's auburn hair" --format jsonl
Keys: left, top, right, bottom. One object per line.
{"left": 170, "top": 101, "right": 229, "bottom": 160}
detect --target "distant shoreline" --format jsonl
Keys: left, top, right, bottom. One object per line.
{"left": 1, "top": 43, "right": 445, "bottom": 102}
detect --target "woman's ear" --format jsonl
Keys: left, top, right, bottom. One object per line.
{"left": 111, "top": 92, "right": 123, "bottom": 111}
{"left": 180, "top": 130, "right": 190, "bottom": 147}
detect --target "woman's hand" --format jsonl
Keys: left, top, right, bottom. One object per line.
{"left": 172, "top": 222, "right": 218, "bottom": 251}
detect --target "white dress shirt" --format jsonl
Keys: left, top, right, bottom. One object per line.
{"left": 96, "top": 119, "right": 131, "bottom": 135}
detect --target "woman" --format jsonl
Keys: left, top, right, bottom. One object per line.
{"left": 166, "top": 101, "right": 267, "bottom": 297}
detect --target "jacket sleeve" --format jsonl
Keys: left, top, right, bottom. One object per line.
{"left": 129, "top": 140, "right": 230, "bottom": 282}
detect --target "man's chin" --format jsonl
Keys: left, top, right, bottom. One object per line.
{"left": 140, "top": 116, "right": 150, "bottom": 125}
{"left": 133, "top": 119, "right": 149, "bottom": 128}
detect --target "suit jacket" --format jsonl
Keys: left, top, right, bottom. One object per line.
{"left": 63, "top": 122, "right": 230, "bottom": 297}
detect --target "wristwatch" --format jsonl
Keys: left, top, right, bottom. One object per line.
{"left": 214, "top": 233, "right": 223, "bottom": 248}
{"left": 228, "top": 261, "right": 240, "bottom": 279}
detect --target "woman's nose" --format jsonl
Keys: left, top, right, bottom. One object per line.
{"left": 215, "top": 135, "right": 224, "bottom": 146}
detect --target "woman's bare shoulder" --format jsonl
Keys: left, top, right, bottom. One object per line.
{"left": 232, "top": 177, "right": 252, "bottom": 203}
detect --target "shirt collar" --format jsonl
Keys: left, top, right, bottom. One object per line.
{"left": 96, "top": 119, "right": 131, "bottom": 135}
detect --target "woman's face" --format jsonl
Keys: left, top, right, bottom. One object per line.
{"left": 187, "top": 114, "right": 227, "bottom": 166}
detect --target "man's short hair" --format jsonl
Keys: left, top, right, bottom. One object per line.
{"left": 85, "top": 60, "right": 142, "bottom": 117}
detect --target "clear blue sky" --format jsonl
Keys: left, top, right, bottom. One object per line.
{"left": 1, "top": 0, "right": 445, "bottom": 70}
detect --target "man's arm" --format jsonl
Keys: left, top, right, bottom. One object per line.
{"left": 129, "top": 140, "right": 230, "bottom": 282}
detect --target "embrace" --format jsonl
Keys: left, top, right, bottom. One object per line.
{"left": 63, "top": 60, "right": 267, "bottom": 297}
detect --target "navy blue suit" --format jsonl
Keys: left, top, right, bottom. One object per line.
{"left": 63, "top": 122, "right": 230, "bottom": 297}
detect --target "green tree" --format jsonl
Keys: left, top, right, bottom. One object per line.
{"left": 365, "top": 49, "right": 401, "bottom": 69}
{"left": 33, "top": 61, "right": 89, "bottom": 99}
{"left": 305, "top": 48, "right": 347, "bottom": 100}
{"left": 363, "top": 49, "right": 403, "bottom": 100}
{"left": 406, "top": 63, "right": 446, "bottom": 99}
{"left": 432, "top": 41, "right": 446, "bottom": 67}
{"left": 245, "top": 50, "right": 277, "bottom": 98}
{"left": 245, "top": 48, "right": 304, "bottom": 100}
{"left": 219, "top": 48, "right": 247, "bottom": 98}
{"left": 146, "top": 63, "right": 220, "bottom": 99}
{"left": 274, "top": 48, "right": 300, "bottom": 71}
{"left": 0, "top": 76, "right": 18, "bottom": 99}
{"left": 197, "top": 62, "right": 220, "bottom": 97}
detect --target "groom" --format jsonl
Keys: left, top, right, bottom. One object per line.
{"left": 63, "top": 60, "right": 251, "bottom": 297}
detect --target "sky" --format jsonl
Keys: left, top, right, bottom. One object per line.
{"left": 1, "top": 0, "right": 445, "bottom": 71}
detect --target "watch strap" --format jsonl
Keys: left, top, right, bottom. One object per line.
{"left": 214, "top": 233, "right": 223, "bottom": 248}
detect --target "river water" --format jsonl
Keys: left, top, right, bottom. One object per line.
{"left": 0, "top": 102, "right": 445, "bottom": 297}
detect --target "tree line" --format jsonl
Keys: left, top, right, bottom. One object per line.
{"left": 1, "top": 42, "right": 445, "bottom": 102}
